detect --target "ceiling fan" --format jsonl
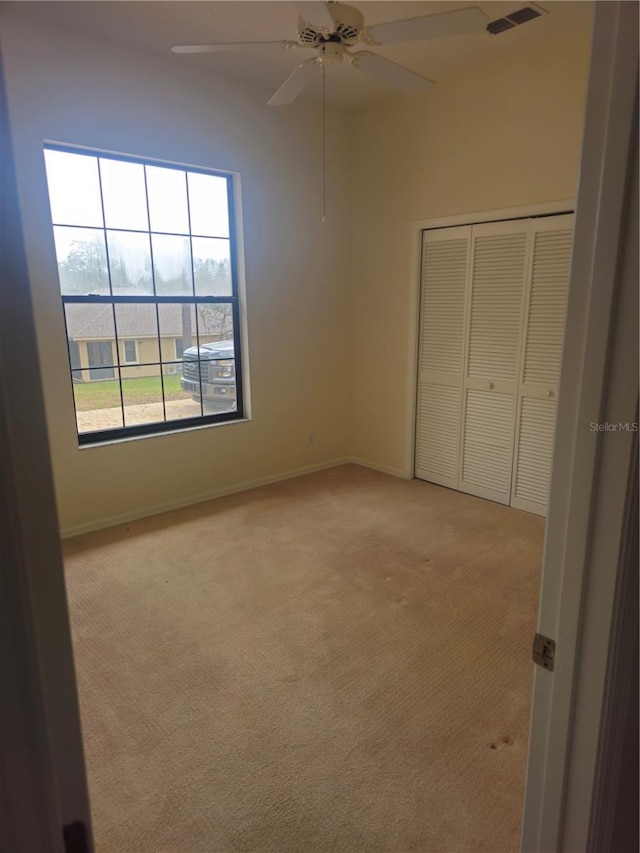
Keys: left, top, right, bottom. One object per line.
{"left": 172, "top": 2, "right": 489, "bottom": 105}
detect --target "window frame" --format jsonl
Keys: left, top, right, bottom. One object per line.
{"left": 44, "top": 143, "right": 245, "bottom": 445}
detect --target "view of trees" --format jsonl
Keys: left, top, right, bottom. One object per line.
{"left": 58, "top": 234, "right": 111, "bottom": 295}
{"left": 193, "top": 256, "right": 232, "bottom": 297}
{"left": 198, "top": 303, "right": 233, "bottom": 340}
{"left": 57, "top": 235, "right": 232, "bottom": 297}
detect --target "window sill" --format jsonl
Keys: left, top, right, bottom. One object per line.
{"left": 78, "top": 413, "right": 251, "bottom": 449}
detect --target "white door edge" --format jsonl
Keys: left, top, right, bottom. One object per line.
{"left": 0, "top": 40, "right": 93, "bottom": 851}
{"left": 521, "top": 3, "right": 638, "bottom": 850}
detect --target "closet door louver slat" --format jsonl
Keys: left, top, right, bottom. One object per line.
{"left": 467, "top": 232, "right": 527, "bottom": 382}
{"left": 523, "top": 228, "right": 573, "bottom": 387}
{"left": 511, "top": 217, "right": 573, "bottom": 515}
{"left": 419, "top": 237, "right": 469, "bottom": 375}
{"left": 416, "top": 384, "right": 461, "bottom": 483}
{"left": 513, "top": 398, "right": 556, "bottom": 508}
{"left": 458, "top": 223, "right": 529, "bottom": 504}
{"left": 461, "top": 389, "right": 514, "bottom": 496}
{"left": 415, "top": 227, "right": 470, "bottom": 488}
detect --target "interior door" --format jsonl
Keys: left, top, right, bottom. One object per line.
{"left": 522, "top": 5, "right": 638, "bottom": 848}
{"left": 511, "top": 215, "right": 574, "bottom": 515}
{"left": 458, "top": 221, "right": 530, "bottom": 504}
{"left": 414, "top": 225, "right": 471, "bottom": 488}
{"left": 0, "top": 46, "right": 93, "bottom": 850}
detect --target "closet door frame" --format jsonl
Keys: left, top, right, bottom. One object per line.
{"left": 406, "top": 200, "right": 574, "bottom": 482}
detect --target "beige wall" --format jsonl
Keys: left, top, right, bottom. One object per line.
{"left": 1, "top": 10, "right": 351, "bottom": 534}
{"left": 348, "top": 21, "right": 592, "bottom": 475}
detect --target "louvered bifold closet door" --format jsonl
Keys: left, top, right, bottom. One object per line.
{"left": 415, "top": 226, "right": 471, "bottom": 488}
{"left": 458, "top": 221, "right": 530, "bottom": 504}
{"left": 511, "top": 214, "right": 574, "bottom": 515}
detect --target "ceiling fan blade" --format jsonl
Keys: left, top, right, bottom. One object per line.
{"left": 172, "top": 40, "right": 303, "bottom": 54}
{"left": 368, "top": 7, "right": 488, "bottom": 44}
{"left": 293, "top": 1, "right": 334, "bottom": 29}
{"left": 351, "top": 51, "right": 434, "bottom": 96}
{"left": 268, "top": 58, "right": 319, "bottom": 106}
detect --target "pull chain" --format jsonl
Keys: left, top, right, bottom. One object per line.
{"left": 322, "top": 63, "right": 326, "bottom": 223}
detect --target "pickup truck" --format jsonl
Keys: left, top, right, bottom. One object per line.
{"left": 180, "top": 340, "right": 237, "bottom": 412}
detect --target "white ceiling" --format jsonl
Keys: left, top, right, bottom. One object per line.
{"left": 10, "top": 1, "right": 593, "bottom": 108}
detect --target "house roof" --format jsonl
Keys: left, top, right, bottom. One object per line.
{"left": 65, "top": 303, "right": 187, "bottom": 340}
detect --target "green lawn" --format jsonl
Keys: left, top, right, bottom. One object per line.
{"left": 73, "top": 374, "right": 186, "bottom": 411}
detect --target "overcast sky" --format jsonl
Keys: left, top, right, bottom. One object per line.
{"left": 44, "top": 148, "right": 231, "bottom": 272}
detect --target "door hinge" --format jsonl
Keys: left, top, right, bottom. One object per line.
{"left": 63, "top": 821, "right": 88, "bottom": 853}
{"left": 532, "top": 633, "right": 556, "bottom": 671}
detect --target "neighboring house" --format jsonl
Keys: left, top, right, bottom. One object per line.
{"left": 64, "top": 303, "right": 230, "bottom": 381}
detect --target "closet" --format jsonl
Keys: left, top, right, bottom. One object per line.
{"left": 415, "top": 213, "right": 573, "bottom": 517}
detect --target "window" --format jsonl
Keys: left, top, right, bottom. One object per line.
{"left": 43, "top": 145, "right": 244, "bottom": 444}
{"left": 123, "top": 340, "right": 138, "bottom": 363}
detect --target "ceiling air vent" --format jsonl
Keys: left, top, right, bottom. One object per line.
{"left": 487, "top": 3, "right": 547, "bottom": 35}
{"left": 487, "top": 17, "right": 516, "bottom": 34}
{"left": 507, "top": 6, "right": 542, "bottom": 25}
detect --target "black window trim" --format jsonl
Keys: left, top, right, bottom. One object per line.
{"left": 45, "top": 142, "right": 245, "bottom": 446}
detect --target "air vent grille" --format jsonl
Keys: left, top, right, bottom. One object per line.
{"left": 487, "top": 4, "right": 545, "bottom": 35}
{"left": 487, "top": 18, "right": 516, "bottom": 34}
{"left": 507, "top": 6, "right": 542, "bottom": 24}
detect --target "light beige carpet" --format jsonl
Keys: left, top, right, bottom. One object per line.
{"left": 63, "top": 464, "right": 544, "bottom": 853}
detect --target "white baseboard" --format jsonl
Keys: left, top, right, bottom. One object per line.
{"left": 348, "top": 456, "right": 411, "bottom": 480}
{"left": 60, "top": 457, "right": 352, "bottom": 539}
{"left": 59, "top": 456, "right": 413, "bottom": 539}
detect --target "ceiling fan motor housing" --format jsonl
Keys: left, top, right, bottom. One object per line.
{"left": 297, "top": 3, "right": 364, "bottom": 47}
